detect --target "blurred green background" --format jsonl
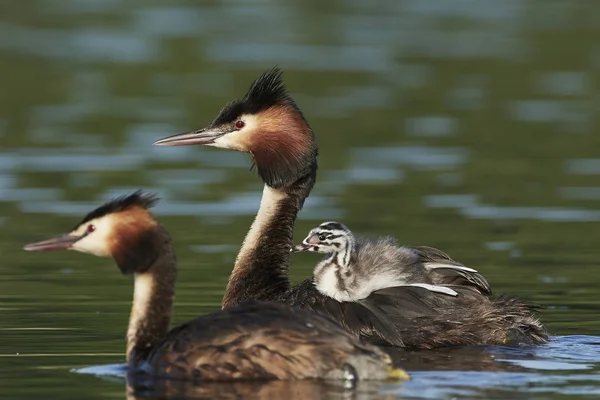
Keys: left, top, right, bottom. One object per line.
{"left": 2, "top": 1, "right": 600, "bottom": 399}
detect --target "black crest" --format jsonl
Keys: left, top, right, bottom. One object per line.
{"left": 211, "top": 67, "right": 296, "bottom": 126}
{"left": 76, "top": 190, "right": 159, "bottom": 228}
{"left": 243, "top": 67, "right": 290, "bottom": 114}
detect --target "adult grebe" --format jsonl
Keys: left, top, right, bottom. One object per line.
{"left": 293, "top": 221, "right": 490, "bottom": 302}
{"left": 153, "top": 68, "right": 548, "bottom": 347}
{"left": 23, "top": 191, "right": 404, "bottom": 381}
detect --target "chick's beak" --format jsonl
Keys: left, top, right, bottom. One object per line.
{"left": 23, "top": 234, "right": 83, "bottom": 252}
{"left": 291, "top": 244, "right": 308, "bottom": 253}
{"left": 290, "top": 233, "right": 320, "bottom": 253}
{"left": 153, "top": 127, "right": 225, "bottom": 147}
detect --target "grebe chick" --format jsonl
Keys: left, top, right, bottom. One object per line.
{"left": 294, "top": 222, "right": 491, "bottom": 302}
{"left": 293, "top": 222, "right": 458, "bottom": 302}
{"left": 153, "top": 68, "right": 548, "bottom": 347}
{"left": 23, "top": 192, "right": 404, "bottom": 382}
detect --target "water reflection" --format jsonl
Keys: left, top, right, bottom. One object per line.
{"left": 126, "top": 378, "right": 394, "bottom": 400}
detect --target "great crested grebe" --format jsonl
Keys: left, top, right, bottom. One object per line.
{"left": 153, "top": 68, "right": 549, "bottom": 347}
{"left": 23, "top": 191, "right": 405, "bottom": 382}
{"left": 293, "top": 221, "right": 491, "bottom": 302}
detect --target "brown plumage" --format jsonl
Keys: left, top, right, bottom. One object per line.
{"left": 147, "top": 301, "right": 393, "bottom": 381}
{"left": 154, "top": 68, "right": 549, "bottom": 348}
{"left": 23, "top": 191, "right": 404, "bottom": 382}
{"left": 357, "top": 286, "right": 548, "bottom": 348}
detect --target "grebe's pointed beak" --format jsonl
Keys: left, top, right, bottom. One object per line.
{"left": 23, "top": 233, "right": 83, "bottom": 252}
{"left": 153, "top": 128, "right": 225, "bottom": 147}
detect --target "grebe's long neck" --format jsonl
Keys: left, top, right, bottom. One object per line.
{"left": 222, "top": 171, "right": 315, "bottom": 308}
{"left": 126, "top": 228, "right": 177, "bottom": 365}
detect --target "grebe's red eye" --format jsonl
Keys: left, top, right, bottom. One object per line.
{"left": 235, "top": 120, "right": 245, "bottom": 129}
{"left": 87, "top": 224, "right": 96, "bottom": 233}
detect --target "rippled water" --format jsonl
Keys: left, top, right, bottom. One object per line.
{"left": 2, "top": 1, "right": 600, "bottom": 399}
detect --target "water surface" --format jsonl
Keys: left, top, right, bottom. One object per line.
{"left": 2, "top": 1, "right": 600, "bottom": 399}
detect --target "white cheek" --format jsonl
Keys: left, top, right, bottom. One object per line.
{"left": 69, "top": 217, "right": 114, "bottom": 257}
{"left": 210, "top": 115, "right": 258, "bottom": 151}
{"left": 71, "top": 234, "right": 111, "bottom": 257}
{"left": 211, "top": 133, "right": 247, "bottom": 151}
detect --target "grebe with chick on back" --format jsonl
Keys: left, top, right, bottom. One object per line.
{"left": 153, "top": 67, "right": 548, "bottom": 348}
{"left": 23, "top": 191, "right": 405, "bottom": 382}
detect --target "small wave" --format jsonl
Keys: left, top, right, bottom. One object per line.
{"left": 71, "top": 363, "right": 127, "bottom": 380}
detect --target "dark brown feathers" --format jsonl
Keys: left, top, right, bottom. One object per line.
{"left": 113, "top": 221, "right": 168, "bottom": 276}
{"left": 77, "top": 190, "right": 159, "bottom": 228}
{"left": 249, "top": 105, "right": 318, "bottom": 189}
{"left": 359, "top": 287, "right": 548, "bottom": 348}
{"left": 277, "top": 281, "right": 548, "bottom": 349}
{"left": 145, "top": 300, "right": 393, "bottom": 381}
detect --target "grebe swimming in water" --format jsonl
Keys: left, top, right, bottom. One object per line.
{"left": 23, "top": 191, "right": 404, "bottom": 381}
{"left": 153, "top": 68, "right": 548, "bottom": 348}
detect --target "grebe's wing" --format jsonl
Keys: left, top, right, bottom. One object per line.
{"left": 413, "top": 246, "right": 492, "bottom": 295}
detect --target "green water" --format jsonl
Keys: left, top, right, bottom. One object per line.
{"left": 2, "top": 1, "right": 600, "bottom": 398}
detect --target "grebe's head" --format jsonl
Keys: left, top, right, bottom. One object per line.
{"left": 23, "top": 191, "right": 163, "bottom": 274}
{"left": 154, "top": 67, "right": 317, "bottom": 188}
{"left": 293, "top": 221, "right": 353, "bottom": 254}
